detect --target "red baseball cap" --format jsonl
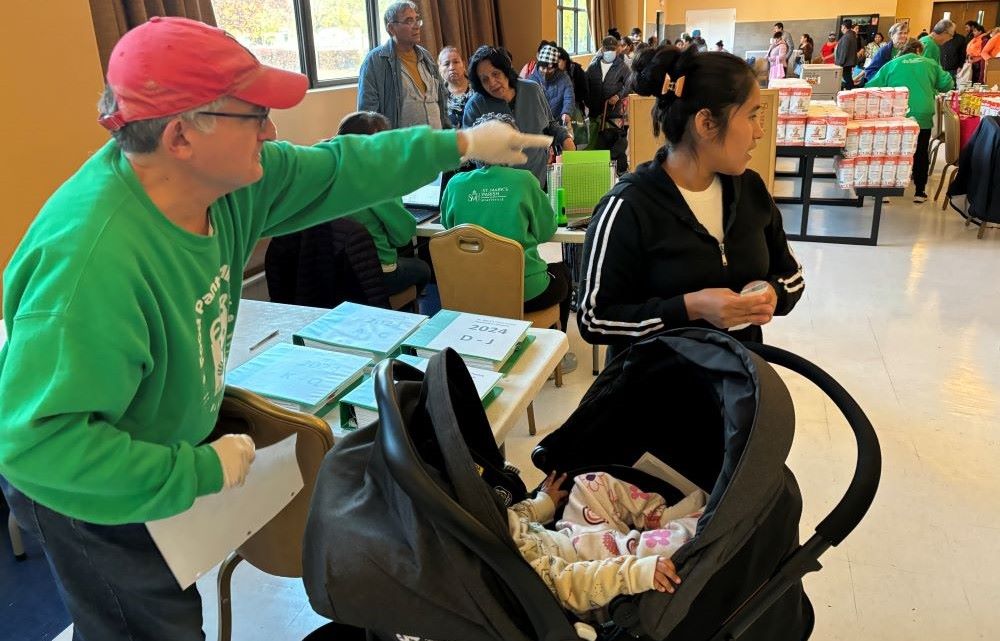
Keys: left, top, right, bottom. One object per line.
{"left": 99, "top": 16, "right": 308, "bottom": 131}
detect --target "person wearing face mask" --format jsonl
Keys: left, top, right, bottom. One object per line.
{"left": 585, "top": 36, "right": 630, "bottom": 123}
{"left": 821, "top": 32, "right": 837, "bottom": 63}
{"left": 438, "top": 45, "right": 472, "bottom": 128}
{"left": 577, "top": 45, "right": 804, "bottom": 365}
{"left": 528, "top": 44, "right": 576, "bottom": 127}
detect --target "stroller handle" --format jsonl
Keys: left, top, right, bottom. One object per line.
{"left": 373, "top": 360, "right": 583, "bottom": 641}
{"left": 698, "top": 343, "right": 882, "bottom": 641}
{"left": 746, "top": 342, "right": 881, "bottom": 546}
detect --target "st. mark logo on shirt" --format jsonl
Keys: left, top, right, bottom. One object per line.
{"left": 466, "top": 186, "right": 509, "bottom": 204}
{"left": 194, "top": 264, "right": 235, "bottom": 412}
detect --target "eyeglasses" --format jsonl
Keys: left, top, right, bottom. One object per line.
{"left": 392, "top": 18, "right": 423, "bottom": 27}
{"left": 196, "top": 109, "right": 271, "bottom": 131}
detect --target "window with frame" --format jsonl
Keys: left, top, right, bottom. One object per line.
{"left": 212, "top": 0, "right": 402, "bottom": 87}
{"left": 557, "top": 0, "right": 592, "bottom": 55}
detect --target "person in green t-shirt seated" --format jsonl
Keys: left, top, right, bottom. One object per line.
{"left": 338, "top": 111, "right": 432, "bottom": 298}
{"left": 440, "top": 112, "right": 575, "bottom": 371}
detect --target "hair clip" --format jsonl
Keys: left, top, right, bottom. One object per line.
{"left": 660, "top": 73, "right": 686, "bottom": 98}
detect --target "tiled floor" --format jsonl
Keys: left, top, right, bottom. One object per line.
{"left": 25, "top": 159, "right": 1000, "bottom": 640}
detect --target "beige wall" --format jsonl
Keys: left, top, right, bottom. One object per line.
{"left": 615, "top": 0, "right": 643, "bottom": 35}
{"left": 895, "top": 0, "right": 933, "bottom": 35}
{"left": 498, "top": 0, "right": 555, "bottom": 70}
{"left": 0, "top": 2, "right": 107, "bottom": 306}
{"left": 271, "top": 86, "right": 360, "bottom": 145}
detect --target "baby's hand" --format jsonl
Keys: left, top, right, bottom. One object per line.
{"left": 540, "top": 471, "right": 569, "bottom": 506}
{"left": 653, "top": 557, "right": 682, "bottom": 594}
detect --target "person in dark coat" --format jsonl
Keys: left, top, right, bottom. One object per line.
{"left": 585, "top": 36, "right": 630, "bottom": 120}
{"left": 835, "top": 19, "right": 859, "bottom": 88}
{"left": 938, "top": 28, "right": 967, "bottom": 80}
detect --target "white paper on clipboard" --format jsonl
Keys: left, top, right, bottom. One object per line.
{"left": 146, "top": 434, "right": 303, "bottom": 589}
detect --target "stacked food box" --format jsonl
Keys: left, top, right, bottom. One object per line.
{"left": 978, "top": 95, "right": 1000, "bottom": 117}
{"left": 833, "top": 88, "right": 918, "bottom": 189}
{"left": 772, "top": 78, "right": 811, "bottom": 146}
{"left": 956, "top": 90, "right": 1000, "bottom": 116}
{"left": 771, "top": 79, "right": 850, "bottom": 147}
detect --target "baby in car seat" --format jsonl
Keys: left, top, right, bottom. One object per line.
{"left": 508, "top": 471, "right": 706, "bottom": 615}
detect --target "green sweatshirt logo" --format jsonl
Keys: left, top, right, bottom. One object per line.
{"left": 194, "top": 264, "right": 235, "bottom": 412}
{"left": 467, "top": 186, "right": 511, "bottom": 204}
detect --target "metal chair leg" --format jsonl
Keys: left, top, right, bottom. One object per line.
{"left": 527, "top": 402, "right": 536, "bottom": 436}
{"left": 939, "top": 168, "right": 957, "bottom": 210}
{"left": 8, "top": 512, "right": 24, "bottom": 560}
{"left": 592, "top": 344, "right": 599, "bottom": 375}
{"left": 927, "top": 139, "right": 941, "bottom": 173}
{"left": 217, "top": 551, "right": 245, "bottom": 641}
{"left": 934, "top": 164, "right": 952, "bottom": 203}
{"left": 552, "top": 319, "right": 563, "bottom": 388}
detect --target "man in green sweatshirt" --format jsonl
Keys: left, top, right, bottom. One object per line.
{"left": 0, "top": 17, "right": 549, "bottom": 641}
{"left": 918, "top": 18, "right": 955, "bottom": 65}
{"left": 867, "top": 38, "right": 954, "bottom": 203}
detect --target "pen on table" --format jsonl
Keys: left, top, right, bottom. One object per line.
{"left": 248, "top": 330, "right": 279, "bottom": 352}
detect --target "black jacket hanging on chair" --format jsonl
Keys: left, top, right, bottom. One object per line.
{"left": 948, "top": 115, "right": 1000, "bottom": 224}
{"left": 265, "top": 217, "right": 392, "bottom": 309}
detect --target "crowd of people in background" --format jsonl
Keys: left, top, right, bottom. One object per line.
{"left": 762, "top": 15, "right": 998, "bottom": 91}
{"left": 352, "top": 1, "right": 1000, "bottom": 327}
{"left": 11, "top": 2, "right": 1000, "bottom": 637}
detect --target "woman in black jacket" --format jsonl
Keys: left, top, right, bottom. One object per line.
{"left": 577, "top": 45, "right": 804, "bottom": 362}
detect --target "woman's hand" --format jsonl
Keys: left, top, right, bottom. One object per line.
{"left": 683, "top": 285, "right": 775, "bottom": 329}
{"left": 743, "top": 280, "right": 777, "bottom": 323}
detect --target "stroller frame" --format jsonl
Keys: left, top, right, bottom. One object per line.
{"left": 368, "top": 336, "right": 880, "bottom": 641}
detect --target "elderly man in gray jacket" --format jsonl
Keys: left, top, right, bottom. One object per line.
{"left": 358, "top": 1, "right": 450, "bottom": 129}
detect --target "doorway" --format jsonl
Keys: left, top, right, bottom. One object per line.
{"left": 929, "top": 1, "right": 999, "bottom": 30}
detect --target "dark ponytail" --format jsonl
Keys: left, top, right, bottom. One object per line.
{"left": 630, "top": 45, "right": 756, "bottom": 146}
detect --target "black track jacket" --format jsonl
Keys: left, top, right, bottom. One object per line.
{"left": 577, "top": 148, "right": 804, "bottom": 347}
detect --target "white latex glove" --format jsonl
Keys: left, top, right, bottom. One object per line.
{"left": 210, "top": 434, "right": 256, "bottom": 489}
{"left": 460, "top": 120, "right": 552, "bottom": 165}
